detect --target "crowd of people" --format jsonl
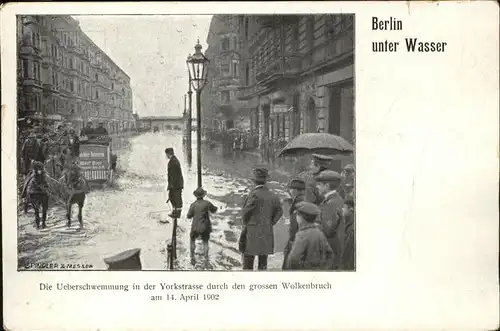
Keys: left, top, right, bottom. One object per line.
{"left": 238, "top": 154, "right": 355, "bottom": 271}
{"left": 19, "top": 122, "right": 81, "bottom": 178}
{"left": 163, "top": 146, "right": 355, "bottom": 271}
{"left": 19, "top": 120, "right": 112, "bottom": 179}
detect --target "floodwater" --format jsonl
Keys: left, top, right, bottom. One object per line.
{"left": 18, "top": 132, "right": 291, "bottom": 271}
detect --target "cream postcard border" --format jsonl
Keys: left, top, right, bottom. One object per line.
{"left": 2, "top": 2, "right": 499, "bottom": 330}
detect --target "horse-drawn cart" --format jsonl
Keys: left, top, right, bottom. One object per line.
{"left": 78, "top": 138, "right": 116, "bottom": 187}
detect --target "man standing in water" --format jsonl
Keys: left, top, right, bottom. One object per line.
{"left": 165, "top": 147, "right": 184, "bottom": 218}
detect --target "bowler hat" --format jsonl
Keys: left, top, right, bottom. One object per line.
{"left": 103, "top": 248, "right": 142, "bottom": 270}
{"left": 193, "top": 187, "right": 207, "bottom": 198}
{"left": 165, "top": 147, "right": 174, "bottom": 155}
{"left": 315, "top": 170, "right": 342, "bottom": 182}
{"left": 288, "top": 178, "right": 306, "bottom": 190}
{"left": 295, "top": 201, "right": 320, "bottom": 219}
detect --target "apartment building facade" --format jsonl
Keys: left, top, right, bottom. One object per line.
{"left": 17, "top": 15, "right": 134, "bottom": 133}
{"left": 236, "top": 14, "right": 355, "bottom": 167}
{"left": 201, "top": 15, "right": 248, "bottom": 131}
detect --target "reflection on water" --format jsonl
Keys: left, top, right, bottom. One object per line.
{"left": 18, "top": 132, "right": 290, "bottom": 271}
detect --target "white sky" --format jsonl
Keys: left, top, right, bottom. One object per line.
{"left": 75, "top": 15, "right": 212, "bottom": 118}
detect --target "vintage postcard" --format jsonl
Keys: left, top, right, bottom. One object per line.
{"left": 2, "top": 2, "right": 499, "bottom": 330}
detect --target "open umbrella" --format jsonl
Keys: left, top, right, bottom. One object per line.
{"left": 278, "top": 133, "right": 354, "bottom": 157}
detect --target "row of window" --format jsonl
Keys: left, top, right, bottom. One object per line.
{"left": 27, "top": 93, "right": 132, "bottom": 118}
{"left": 23, "top": 22, "right": 128, "bottom": 85}
{"left": 220, "top": 36, "right": 238, "bottom": 52}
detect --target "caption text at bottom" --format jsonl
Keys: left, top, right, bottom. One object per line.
{"left": 39, "top": 281, "right": 332, "bottom": 301}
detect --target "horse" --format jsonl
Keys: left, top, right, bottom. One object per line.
{"left": 61, "top": 164, "right": 90, "bottom": 228}
{"left": 21, "top": 161, "right": 49, "bottom": 229}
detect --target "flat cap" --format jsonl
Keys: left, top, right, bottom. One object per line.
{"left": 315, "top": 170, "right": 342, "bottom": 182}
{"left": 288, "top": 178, "right": 306, "bottom": 190}
{"left": 164, "top": 147, "right": 174, "bottom": 154}
{"left": 103, "top": 248, "right": 142, "bottom": 270}
{"left": 193, "top": 187, "right": 207, "bottom": 198}
{"left": 295, "top": 201, "right": 321, "bottom": 217}
{"left": 253, "top": 165, "right": 269, "bottom": 179}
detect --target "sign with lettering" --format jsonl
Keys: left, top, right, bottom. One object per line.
{"left": 79, "top": 144, "right": 110, "bottom": 181}
{"left": 272, "top": 104, "right": 291, "bottom": 114}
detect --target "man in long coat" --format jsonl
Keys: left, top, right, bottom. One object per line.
{"left": 315, "top": 170, "right": 345, "bottom": 270}
{"left": 241, "top": 166, "right": 283, "bottom": 270}
{"left": 165, "top": 147, "right": 184, "bottom": 218}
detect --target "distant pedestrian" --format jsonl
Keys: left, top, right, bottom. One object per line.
{"left": 282, "top": 178, "right": 306, "bottom": 270}
{"left": 80, "top": 121, "right": 95, "bottom": 140}
{"left": 315, "top": 170, "right": 345, "bottom": 270}
{"left": 186, "top": 187, "right": 218, "bottom": 266}
{"left": 285, "top": 201, "right": 334, "bottom": 270}
{"left": 341, "top": 193, "right": 355, "bottom": 270}
{"left": 240, "top": 166, "right": 283, "bottom": 270}
{"left": 165, "top": 147, "right": 184, "bottom": 219}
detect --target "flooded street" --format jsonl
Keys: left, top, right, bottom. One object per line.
{"left": 18, "top": 132, "right": 292, "bottom": 271}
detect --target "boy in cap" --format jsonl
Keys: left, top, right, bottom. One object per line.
{"left": 165, "top": 147, "right": 184, "bottom": 218}
{"left": 240, "top": 166, "right": 283, "bottom": 270}
{"left": 285, "top": 201, "right": 334, "bottom": 270}
{"left": 315, "top": 170, "right": 345, "bottom": 270}
{"left": 282, "top": 178, "right": 306, "bottom": 270}
{"left": 186, "top": 187, "right": 218, "bottom": 265}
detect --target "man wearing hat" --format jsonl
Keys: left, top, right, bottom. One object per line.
{"left": 240, "top": 166, "right": 283, "bottom": 270}
{"left": 315, "top": 170, "right": 345, "bottom": 270}
{"left": 186, "top": 187, "right": 218, "bottom": 265}
{"left": 165, "top": 147, "right": 184, "bottom": 218}
{"left": 94, "top": 121, "right": 109, "bottom": 139}
{"left": 282, "top": 178, "right": 306, "bottom": 270}
{"left": 285, "top": 201, "right": 334, "bottom": 270}
{"left": 20, "top": 132, "right": 38, "bottom": 175}
{"left": 340, "top": 163, "right": 355, "bottom": 199}
{"left": 80, "top": 121, "right": 95, "bottom": 140}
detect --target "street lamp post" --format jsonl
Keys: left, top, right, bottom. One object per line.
{"left": 187, "top": 77, "right": 193, "bottom": 145}
{"left": 186, "top": 40, "right": 210, "bottom": 189}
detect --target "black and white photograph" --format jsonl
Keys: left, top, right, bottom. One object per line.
{"left": 16, "top": 14, "right": 355, "bottom": 271}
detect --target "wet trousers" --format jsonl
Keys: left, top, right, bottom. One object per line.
{"left": 243, "top": 255, "right": 268, "bottom": 270}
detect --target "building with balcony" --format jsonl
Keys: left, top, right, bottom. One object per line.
{"left": 201, "top": 15, "right": 248, "bottom": 132}
{"left": 236, "top": 14, "right": 355, "bottom": 168}
{"left": 17, "top": 15, "right": 134, "bottom": 134}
